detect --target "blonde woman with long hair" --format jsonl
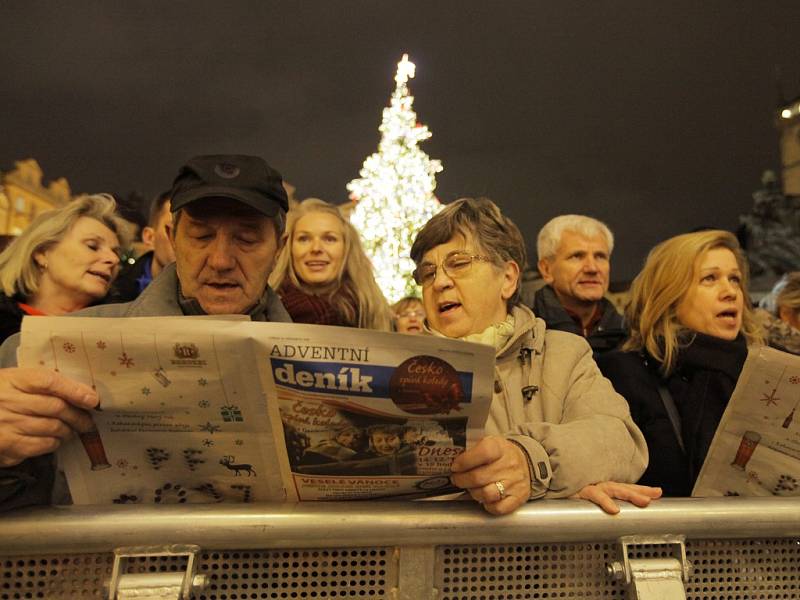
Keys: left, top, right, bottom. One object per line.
{"left": 597, "top": 230, "right": 762, "bottom": 497}
{"left": 269, "top": 198, "right": 392, "bottom": 330}
{"left": 0, "top": 194, "right": 132, "bottom": 343}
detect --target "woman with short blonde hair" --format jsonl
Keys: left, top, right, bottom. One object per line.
{"left": 0, "top": 194, "right": 132, "bottom": 342}
{"left": 598, "top": 229, "right": 762, "bottom": 496}
{"left": 623, "top": 229, "right": 761, "bottom": 374}
{"left": 269, "top": 198, "right": 392, "bottom": 330}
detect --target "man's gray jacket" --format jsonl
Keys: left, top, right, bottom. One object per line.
{"left": 0, "top": 263, "right": 290, "bottom": 511}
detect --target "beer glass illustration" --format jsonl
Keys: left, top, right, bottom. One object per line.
{"left": 78, "top": 427, "right": 112, "bottom": 470}
{"left": 730, "top": 430, "right": 761, "bottom": 470}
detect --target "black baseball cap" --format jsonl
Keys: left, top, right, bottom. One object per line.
{"left": 169, "top": 155, "right": 289, "bottom": 217}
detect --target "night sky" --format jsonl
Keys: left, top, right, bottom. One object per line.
{"left": 2, "top": 1, "right": 799, "bottom": 280}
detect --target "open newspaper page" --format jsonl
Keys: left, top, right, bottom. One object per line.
{"left": 18, "top": 317, "right": 286, "bottom": 505}
{"left": 250, "top": 322, "right": 495, "bottom": 501}
{"left": 18, "top": 317, "right": 495, "bottom": 504}
{"left": 693, "top": 346, "right": 800, "bottom": 497}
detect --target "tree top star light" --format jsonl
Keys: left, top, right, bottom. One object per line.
{"left": 347, "top": 53, "right": 443, "bottom": 303}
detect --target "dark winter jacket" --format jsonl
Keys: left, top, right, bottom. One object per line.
{"left": 596, "top": 333, "right": 748, "bottom": 496}
{"left": 0, "top": 293, "right": 26, "bottom": 345}
{"left": 531, "top": 285, "right": 626, "bottom": 356}
{"left": 105, "top": 251, "right": 155, "bottom": 304}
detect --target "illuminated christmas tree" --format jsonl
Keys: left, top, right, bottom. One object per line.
{"left": 347, "top": 54, "right": 443, "bottom": 303}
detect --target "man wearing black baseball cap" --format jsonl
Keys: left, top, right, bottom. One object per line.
{"left": 160, "top": 154, "right": 292, "bottom": 319}
{"left": 0, "top": 155, "right": 291, "bottom": 510}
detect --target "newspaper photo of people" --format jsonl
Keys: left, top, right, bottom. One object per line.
{"left": 284, "top": 413, "right": 467, "bottom": 477}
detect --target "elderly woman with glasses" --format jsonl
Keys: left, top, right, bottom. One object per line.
{"left": 410, "top": 197, "right": 655, "bottom": 515}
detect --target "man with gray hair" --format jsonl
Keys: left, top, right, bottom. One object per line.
{"left": 533, "top": 214, "right": 625, "bottom": 356}
{"left": 0, "top": 154, "right": 292, "bottom": 510}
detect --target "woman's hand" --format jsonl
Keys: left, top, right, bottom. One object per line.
{"left": 571, "top": 482, "right": 662, "bottom": 515}
{"left": 450, "top": 436, "right": 531, "bottom": 515}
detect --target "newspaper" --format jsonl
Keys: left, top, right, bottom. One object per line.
{"left": 693, "top": 346, "right": 800, "bottom": 497}
{"left": 18, "top": 317, "right": 495, "bottom": 505}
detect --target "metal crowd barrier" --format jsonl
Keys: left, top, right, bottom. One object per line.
{"left": 1, "top": 497, "right": 799, "bottom": 600}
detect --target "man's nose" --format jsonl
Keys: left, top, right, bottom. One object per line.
{"left": 582, "top": 257, "right": 599, "bottom": 272}
{"left": 207, "top": 236, "right": 236, "bottom": 270}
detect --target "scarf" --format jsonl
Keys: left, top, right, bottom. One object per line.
{"left": 278, "top": 281, "right": 356, "bottom": 326}
{"left": 430, "top": 313, "right": 516, "bottom": 351}
{"left": 668, "top": 332, "right": 748, "bottom": 486}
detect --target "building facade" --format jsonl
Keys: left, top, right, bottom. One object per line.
{"left": 0, "top": 159, "right": 71, "bottom": 236}
{"left": 777, "top": 97, "right": 800, "bottom": 197}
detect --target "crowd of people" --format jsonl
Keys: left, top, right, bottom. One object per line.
{"left": 0, "top": 152, "right": 797, "bottom": 515}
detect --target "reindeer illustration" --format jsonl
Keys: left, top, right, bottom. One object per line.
{"left": 219, "top": 455, "right": 257, "bottom": 477}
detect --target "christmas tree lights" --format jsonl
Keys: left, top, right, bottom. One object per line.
{"left": 348, "top": 54, "right": 443, "bottom": 303}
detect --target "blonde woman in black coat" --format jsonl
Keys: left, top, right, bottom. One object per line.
{"left": 597, "top": 230, "right": 763, "bottom": 496}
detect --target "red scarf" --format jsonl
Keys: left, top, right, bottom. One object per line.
{"left": 278, "top": 282, "right": 357, "bottom": 326}
{"left": 17, "top": 302, "right": 47, "bottom": 316}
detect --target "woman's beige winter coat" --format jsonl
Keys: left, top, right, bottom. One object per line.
{"left": 486, "top": 305, "right": 648, "bottom": 498}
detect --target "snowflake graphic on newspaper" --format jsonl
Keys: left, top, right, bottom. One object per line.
{"left": 760, "top": 390, "right": 780, "bottom": 407}
{"left": 199, "top": 422, "right": 221, "bottom": 435}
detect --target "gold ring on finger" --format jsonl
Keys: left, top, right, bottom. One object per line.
{"left": 494, "top": 480, "right": 506, "bottom": 500}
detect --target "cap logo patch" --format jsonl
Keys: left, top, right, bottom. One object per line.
{"left": 214, "top": 163, "right": 241, "bottom": 179}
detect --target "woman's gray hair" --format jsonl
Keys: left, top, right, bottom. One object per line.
{"left": 0, "top": 193, "right": 133, "bottom": 299}
{"left": 536, "top": 214, "right": 614, "bottom": 261}
{"left": 410, "top": 197, "right": 527, "bottom": 308}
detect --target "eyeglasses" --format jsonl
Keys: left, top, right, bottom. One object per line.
{"left": 412, "top": 251, "right": 493, "bottom": 287}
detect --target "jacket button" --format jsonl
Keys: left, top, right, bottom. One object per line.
{"left": 494, "top": 380, "right": 503, "bottom": 393}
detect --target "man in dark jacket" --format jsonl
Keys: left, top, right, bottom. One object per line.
{"left": 533, "top": 214, "right": 625, "bottom": 356}
{"left": 0, "top": 154, "right": 292, "bottom": 510}
{"left": 106, "top": 190, "right": 175, "bottom": 303}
